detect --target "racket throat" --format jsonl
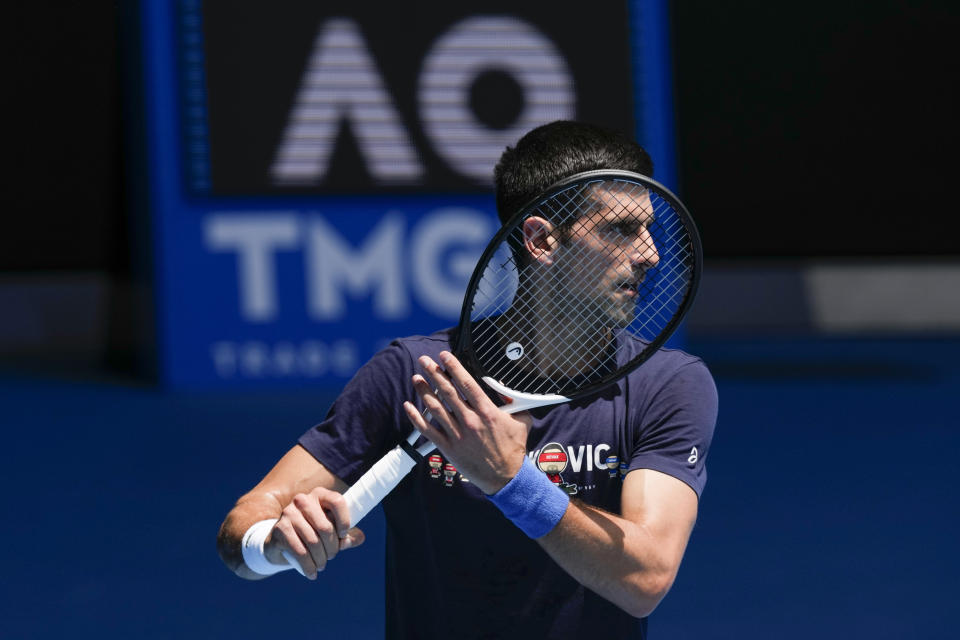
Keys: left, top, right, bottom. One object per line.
{"left": 481, "top": 375, "right": 570, "bottom": 414}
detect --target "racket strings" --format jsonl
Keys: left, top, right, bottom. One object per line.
{"left": 468, "top": 177, "right": 696, "bottom": 396}
{"left": 477, "top": 190, "right": 683, "bottom": 390}
{"left": 632, "top": 194, "right": 694, "bottom": 334}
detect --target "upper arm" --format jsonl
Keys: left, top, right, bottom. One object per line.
{"left": 617, "top": 357, "right": 715, "bottom": 576}
{"left": 628, "top": 358, "right": 717, "bottom": 498}
{"left": 620, "top": 468, "right": 698, "bottom": 575}
{"left": 297, "top": 341, "right": 417, "bottom": 486}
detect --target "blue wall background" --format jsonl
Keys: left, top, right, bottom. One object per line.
{"left": 3, "top": 336, "right": 957, "bottom": 638}
{"left": 4, "top": 2, "right": 958, "bottom": 638}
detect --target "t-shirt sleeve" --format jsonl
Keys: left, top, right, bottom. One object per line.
{"left": 298, "top": 341, "right": 414, "bottom": 485}
{"left": 627, "top": 358, "right": 718, "bottom": 498}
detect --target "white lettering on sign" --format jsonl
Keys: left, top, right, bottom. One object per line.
{"left": 204, "top": 214, "right": 299, "bottom": 322}
{"left": 271, "top": 18, "right": 424, "bottom": 185}
{"left": 419, "top": 16, "right": 575, "bottom": 181}
{"left": 204, "top": 210, "right": 492, "bottom": 322}
{"left": 210, "top": 339, "right": 359, "bottom": 379}
{"left": 411, "top": 208, "right": 494, "bottom": 317}
{"left": 306, "top": 214, "right": 408, "bottom": 320}
{"left": 271, "top": 16, "right": 575, "bottom": 186}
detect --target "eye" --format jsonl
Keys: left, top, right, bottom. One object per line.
{"left": 600, "top": 221, "right": 641, "bottom": 240}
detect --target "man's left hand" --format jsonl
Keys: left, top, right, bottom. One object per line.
{"left": 404, "top": 351, "right": 532, "bottom": 495}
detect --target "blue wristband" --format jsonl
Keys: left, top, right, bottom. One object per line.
{"left": 487, "top": 456, "right": 570, "bottom": 538}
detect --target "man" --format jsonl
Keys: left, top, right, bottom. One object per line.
{"left": 217, "top": 121, "right": 717, "bottom": 639}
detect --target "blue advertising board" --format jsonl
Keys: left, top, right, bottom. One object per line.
{"left": 139, "top": 0, "right": 680, "bottom": 388}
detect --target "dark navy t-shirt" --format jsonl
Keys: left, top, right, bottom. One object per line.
{"left": 299, "top": 328, "right": 717, "bottom": 639}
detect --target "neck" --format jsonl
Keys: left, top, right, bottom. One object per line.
{"left": 511, "top": 275, "right": 613, "bottom": 379}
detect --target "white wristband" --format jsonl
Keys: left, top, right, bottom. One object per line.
{"left": 241, "top": 519, "right": 293, "bottom": 577}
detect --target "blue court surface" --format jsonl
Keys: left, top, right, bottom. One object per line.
{"left": 2, "top": 336, "right": 957, "bottom": 638}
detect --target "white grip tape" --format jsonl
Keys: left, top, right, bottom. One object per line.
{"left": 343, "top": 443, "right": 420, "bottom": 528}
{"left": 241, "top": 518, "right": 296, "bottom": 577}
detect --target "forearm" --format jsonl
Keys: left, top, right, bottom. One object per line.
{"left": 537, "top": 500, "right": 680, "bottom": 618}
{"left": 217, "top": 446, "right": 353, "bottom": 580}
{"left": 217, "top": 491, "right": 286, "bottom": 579}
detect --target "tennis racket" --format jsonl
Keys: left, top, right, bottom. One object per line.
{"left": 281, "top": 170, "right": 700, "bottom": 572}
{"left": 331, "top": 169, "right": 702, "bottom": 531}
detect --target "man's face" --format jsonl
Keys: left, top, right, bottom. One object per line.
{"left": 552, "top": 186, "right": 660, "bottom": 327}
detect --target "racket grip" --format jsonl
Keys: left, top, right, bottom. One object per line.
{"left": 342, "top": 442, "right": 420, "bottom": 528}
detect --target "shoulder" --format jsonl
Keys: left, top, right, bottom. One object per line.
{"left": 390, "top": 327, "right": 456, "bottom": 362}
{"left": 652, "top": 346, "right": 715, "bottom": 389}
{"left": 623, "top": 344, "right": 718, "bottom": 426}
{"left": 622, "top": 338, "right": 715, "bottom": 392}
{"left": 621, "top": 346, "right": 718, "bottom": 497}
{"left": 350, "top": 328, "right": 456, "bottom": 387}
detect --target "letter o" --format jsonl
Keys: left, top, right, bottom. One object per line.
{"left": 418, "top": 16, "right": 576, "bottom": 182}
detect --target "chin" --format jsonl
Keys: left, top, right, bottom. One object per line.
{"left": 612, "top": 296, "right": 640, "bottom": 326}
{"left": 589, "top": 299, "right": 635, "bottom": 329}
{"left": 608, "top": 312, "right": 634, "bottom": 329}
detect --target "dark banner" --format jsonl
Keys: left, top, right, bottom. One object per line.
{"left": 200, "top": 0, "right": 635, "bottom": 194}
{"left": 139, "top": 0, "right": 671, "bottom": 388}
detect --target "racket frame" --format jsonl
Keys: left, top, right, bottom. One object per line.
{"left": 333, "top": 170, "right": 701, "bottom": 536}
{"left": 455, "top": 169, "right": 702, "bottom": 404}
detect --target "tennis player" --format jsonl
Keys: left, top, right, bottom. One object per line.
{"left": 217, "top": 121, "right": 718, "bottom": 639}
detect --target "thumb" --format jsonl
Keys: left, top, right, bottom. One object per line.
{"left": 513, "top": 410, "right": 533, "bottom": 429}
{"left": 498, "top": 395, "right": 533, "bottom": 428}
{"left": 339, "top": 526, "right": 365, "bottom": 550}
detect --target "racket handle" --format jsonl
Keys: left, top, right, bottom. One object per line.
{"left": 342, "top": 442, "right": 420, "bottom": 528}
{"left": 272, "top": 460, "right": 408, "bottom": 575}
{"left": 275, "top": 432, "right": 429, "bottom": 576}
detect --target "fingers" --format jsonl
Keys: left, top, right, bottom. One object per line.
{"left": 340, "top": 527, "right": 365, "bottom": 550}
{"left": 410, "top": 374, "right": 458, "bottom": 440}
{"left": 417, "top": 355, "right": 468, "bottom": 421}
{"left": 293, "top": 493, "right": 339, "bottom": 568}
{"left": 413, "top": 352, "right": 521, "bottom": 447}
{"left": 310, "top": 487, "right": 353, "bottom": 536}
{"left": 403, "top": 399, "right": 449, "bottom": 451}
{"left": 415, "top": 352, "right": 495, "bottom": 429}
{"left": 512, "top": 410, "right": 534, "bottom": 429}
{"left": 271, "top": 510, "right": 320, "bottom": 580}
{"left": 433, "top": 352, "right": 496, "bottom": 413}
{"left": 270, "top": 488, "right": 360, "bottom": 580}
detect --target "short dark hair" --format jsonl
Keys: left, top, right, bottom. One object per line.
{"left": 493, "top": 120, "right": 654, "bottom": 224}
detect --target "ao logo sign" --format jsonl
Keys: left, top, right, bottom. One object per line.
{"left": 205, "top": 209, "right": 495, "bottom": 323}
{"left": 270, "top": 16, "right": 575, "bottom": 185}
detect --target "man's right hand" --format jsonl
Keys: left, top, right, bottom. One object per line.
{"left": 263, "top": 486, "right": 365, "bottom": 579}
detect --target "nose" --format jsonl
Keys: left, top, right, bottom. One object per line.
{"left": 630, "top": 226, "right": 660, "bottom": 269}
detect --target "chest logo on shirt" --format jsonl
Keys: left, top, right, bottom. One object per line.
{"left": 536, "top": 442, "right": 579, "bottom": 495}
{"left": 425, "top": 442, "right": 619, "bottom": 490}
{"left": 428, "top": 454, "right": 443, "bottom": 479}
{"left": 527, "top": 441, "right": 622, "bottom": 493}
{"left": 426, "top": 454, "right": 470, "bottom": 486}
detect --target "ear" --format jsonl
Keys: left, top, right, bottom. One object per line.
{"left": 522, "top": 217, "right": 558, "bottom": 265}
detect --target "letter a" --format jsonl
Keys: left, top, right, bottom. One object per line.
{"left": 271, "top": 18, "right": 423, "bottom": 185}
